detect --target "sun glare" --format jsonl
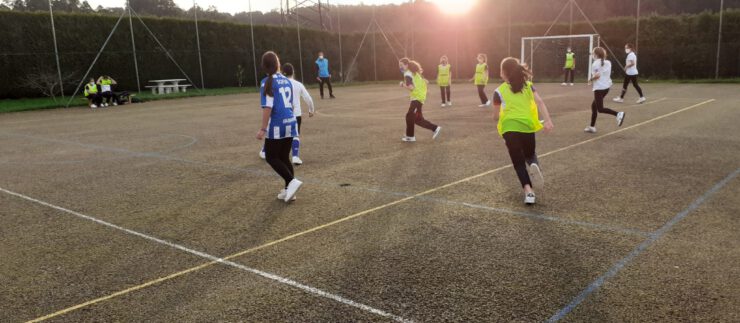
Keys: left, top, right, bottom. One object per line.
{"left": 431, "top": 0, "right": 477, "bottom": 15}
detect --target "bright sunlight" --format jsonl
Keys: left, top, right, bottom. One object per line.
{"left": 430, "top": 0, "right": 477, "bottom": 15}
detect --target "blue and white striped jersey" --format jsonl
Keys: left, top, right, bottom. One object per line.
{"left": 260, "top": 73, "right": 299, "bottom": 139}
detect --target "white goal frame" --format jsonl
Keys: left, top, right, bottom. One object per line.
{"left": 521, "top": 34, "right": 600, "bottom": 81}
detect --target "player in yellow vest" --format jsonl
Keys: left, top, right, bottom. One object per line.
{"left": 437, "top": 55, "right": 452, "bottom": 107}
{"left": 470, "top": 53, "right": 490, "bottom": 107}
{"left": 83, "top": 78, "right": 101, "bottom": 109}
{"left": 492, "top": 57, "right": 554, "bottom": 205}
{"left": 97, "top": 75, "right": 118, "bottom": 107}
{"left": 399, "top": 58, "right": 442, "bottom": 142}
{"left": 562, "top": 47, "right": 575, "bottom": 86}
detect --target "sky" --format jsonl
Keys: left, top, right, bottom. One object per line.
{"left": 90, "top": 0, "right": 408, "bottom": 14}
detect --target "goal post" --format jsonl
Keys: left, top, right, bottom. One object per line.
{"left": 521, "top": 34, "right": 600, "bottom": 82}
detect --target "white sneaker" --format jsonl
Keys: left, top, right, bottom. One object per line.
{"left": 259, "top": 151, "right": 266, "bottom": 159}
{"left": 447, "top": 101, "right": 452, "bottom": 107}
{"left": 277, "top": 189, "right": 296, "bottom": 201}
{"left": 432, "top": 127, "right": 442, "bottom": 140}
{"left": 284, "top": 179, "right": 303, "bottom": 202}
{"left": 292, "top": 156, "right": 303, "bottom": 165}
{"left": 441, "top": 103, "right": 446, "bottom": 108}
{"left": 524, "top": 192, "right": 536, "bottom": 205}
{"left": 616, "top": 111, "right": 626, "bottom": 127}
{"left": 113, "top": 102, "right": 118, "bottom": 106}
{"left": 90, "top": 104, "right": 98, "bottom": 109}
{"left": 584, "top": 126, "right": 597, "bottom": 133}
{"left": 636, "top": 97, "right": 647, "bottom": 104}
{"left": 561, "top": 82, "right": 567, "bottom": 86}
{"left": 486, "top": 100, "right": 491, "bottom": 107}
{"left": 612, "top": 97, "right": 624, "bottom": 103}
{"left": 401, "top": 136, "right": 416, "bottom": 142}
{"left": 478, "top": 103, "right": 487, "bottom": 108}
{"left": 569, "top": 83, "right": 574, "bottom": 86}
{"left": 528, "top": 163, "right": 544, "bottom": 188}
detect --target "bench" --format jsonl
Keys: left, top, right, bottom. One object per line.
{"left": 144, "top": 84, "right": 192, "bottom": 95}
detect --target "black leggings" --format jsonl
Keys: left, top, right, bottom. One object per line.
{"left": 591, "top": 89, "right": 619, "bottom": 127}
{"left": 564, "top": 68, "right": 574, "bottom": 83}
{"left": 406, "top": 100, "right": 438, "bottom": 137}
{"left": 440, "top": 86, "right": 451, "bottom": 103}
{"left": 264, "top": 137, "right": 294, "bottom": 187}
{"left": 319, "top": 77, "right": 333, "bottom": 97}
{"left": 620, "top": 75, "right": 644, "bottom": 98}
{"left": 503, "top": 132, "right": 537, "bottom": 188}
{"left": 477, "top": 85, "right": 488, "bottom": 104}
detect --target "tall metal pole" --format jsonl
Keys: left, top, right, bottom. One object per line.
{"left": 635, "top": 0, "right": 641, "bottom": 51}
{"left": 337, "top": 4, "right": 343, "bottom": 79}
{"left": 249, "top": 0, "right": 259, "bottom": 87}
{"left": 193, "top": 0, "right": 205, "bottom": 88}
{"left": 127, "top": 1, "right": 141, "bottom": 93}
{"left": 372, "top": 7, "right": 377, "bottom": 82}
{"left": 295, "top": 0, "right": 305, "bottom": 83}
{"left": 48, "top": 0, "right": 65, "bottom": 100}
{"left": 507, "top": 0, "right": 512, "bottom": 56}
{"left": 715, "top": 0, "right": 724, "bottom": 79}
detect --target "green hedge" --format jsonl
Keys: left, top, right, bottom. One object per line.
{"left": 0, "top": 10, "right": 738, "bottom": 98}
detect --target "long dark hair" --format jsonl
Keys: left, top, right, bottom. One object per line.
{"left": 593, "top": 47, "right": 607, "bottom": 67}
{"left": 261, "top": 51, "right": 280, "bottom": 97}
{"left": 500, "top": 57, "right": 532, "bottom": 93}
{"left": 400, "top": 57, "right": 423, "bottom": 74}
{"left": 282, "top": 63, "right": 294, "bottom": 77}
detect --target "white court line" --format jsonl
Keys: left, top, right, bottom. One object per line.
{"left": 0, "top": 187, "right": 411, "bottom": 323}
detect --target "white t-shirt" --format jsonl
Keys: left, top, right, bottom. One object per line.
{"left": 289, "top": 78, "right": 314, "bottom": 117}
{"left": 592, "top": 59, "right": 613, "bottom": 91}
{"left": 625, "top": 52, "right": 638, "bottom": 76}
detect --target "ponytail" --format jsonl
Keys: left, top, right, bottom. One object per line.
{"left": 261, "top": 51, "right": 280, "bottom": 97}
{"left": 593, "top": 47, "right": 607, "bottom": 67}
{"left": 500, "top": 57, "right": 532, "bottom": 93}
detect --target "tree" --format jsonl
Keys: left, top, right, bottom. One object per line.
{"left": 21, "top": 70, "right": 77, "bottom": 101}
{"left": 25, "top": 0, "right": 46, "bottom": 12}
{"left": 129, "top": 0, "right": 182, "bottom": 17}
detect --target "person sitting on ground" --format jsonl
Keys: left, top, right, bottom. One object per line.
{"left": 84, "top": 78, "right": 102, "bottom": 109}
{"left": 97, "top": 75, "right": 118, "bottom": 107}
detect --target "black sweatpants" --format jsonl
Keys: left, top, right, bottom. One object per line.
{"left": 264, "top": 137, "right": 294, "bottom": 187}
{"left": 503, "top": 132, "right": 537, "bottom": 188}
{"left": 440, "top": 86, "right": 451, "bottom": 103}
{"left": 477, "top": 85, "right": 488, "bottom": 104}
{"left": 101, "top": 91, "right": 114, "bottom": 104}
{"left": 620, "top": 75, "right": 644, "bottom": 98}
{"left": 564, "top": 68, "right": 574, "bottom": 83}
{"left": 591, "top": 89, "right": 619, "bottom": 127}
{"left": 86, "top": 93, "right": 102, "bottom": 106}
{"left": 406, "top": 100, "right": 438, "bottom": 137}
{"left": 319, "top": 77, "right": 333, "bottom": 98}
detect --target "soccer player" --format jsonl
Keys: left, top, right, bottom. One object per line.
{"left": 256, "top": 51, "right": 303, "bottom": 203}
{"left": 437, "top": 55, "right": 452, "bottom": 107}
{"left": 471, "top": 54, "right": 491, "bottom": 108}
{"left": 586, "top": 47, "right": 626, "bottom": 134}
{"left": 492, "top": 57, "right": 554, "bottom": 205}
{"left": 613, "top": 43, "right": 646, "bottom": 104}
{"left": 562, "top": 47, "right": 575, "bottom": 86}
{"left": 315, "top": 51, "right": 335, "bottom": 99}
{"left": 399, "top": 58, "right": 442, "bottom": 142}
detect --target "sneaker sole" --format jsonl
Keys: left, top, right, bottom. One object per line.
{"left": 530, "top": 164, "right": 544, "bottom": 188}
{"left": 618, "top": 114, "right": 626, "bottom": 127}
{"left": 284, "top": 183, "right": 303, "bottom": 202}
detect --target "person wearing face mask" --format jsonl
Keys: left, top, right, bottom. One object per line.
{"left": 470, "top": 53, "right": 491, "bottom": 108}
{"left": 613, "top": 43, "right": 646, "bottom": 104}
{"left": 585, "top": 47, "right": 626, "bottom": 134}
{"left": 562, "top": 47, "right": 575, "bottom": 86}
{"left": 437, "top": 55, "right": 452, "bottom": 107}
{"left": 315, "top": 51, "right": 335, "bottom": 99}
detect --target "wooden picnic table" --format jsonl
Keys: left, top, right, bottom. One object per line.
{"left": 146, "top": 79, "right": 189, "bottom": 95}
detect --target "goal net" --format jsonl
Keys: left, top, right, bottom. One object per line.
{"left": 521, "top": 34, "right": 600, "bottom": 83}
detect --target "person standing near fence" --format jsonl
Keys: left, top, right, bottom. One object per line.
{"left": 471, "top": 54, "right": 491, "bottom": 108}
{"left": 399, "top": 58, "right": 442, "bottom": 142}
{"left": 84, "top": 78, "right": 101, "bottom": 109}
{"left": 437, "top": 55, "right": 452, "bottom": 107}
{"left": 315, "top": 51, "right": 335, "bottom": 99}
{"left": 562, "top": 47, "right": 575, "bottom": 86}
{"left": 613, "top": 43, "right": 647, "bottom": 104}
{"left": 586, "top": 47, "right": 626, "bottom": 134}
{"left": 256, "top": 51, "right": 303, "bottom": 203}
{"left": 97, "top": 75, "right": 117, "bottom": 107}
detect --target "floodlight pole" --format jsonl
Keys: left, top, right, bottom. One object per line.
{"left": 507, "top": 0, "right": 512, "bottom": 56}
{"left": 715, "top": 0, "right": 724, "bottom": 79}
{"left": 193, "top": 0, "right": 205, "bottom": 89}
{"left": 249, "top": 0, "right": 259, "bottom": 88}
{"left": 127, "top": 1, "right": 141, "bottom": 93}
{"left": 372, "top": 7, "right": 377, "bottom": 82}
{"left": 295, "top": 0, "right": 305, "bottom": 83}
{"left": 635, "top": 0, "right": 641, "bottom": 51}
{"left": 48, "top": 0, "right": 64, "bottom": 100}
{"left": 337, "top": 4, "right": 343, "bottom": 79}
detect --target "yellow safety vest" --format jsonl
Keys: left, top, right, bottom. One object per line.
{"left": 474, "top": 63, "right": 488, "bottom": 85}
{"left": 84, "top": 83, "right": 98, "bottom": 96}
{"left": 437, "top": 64, "right": 451, "bottom": 86}
{"left": 564, "top": 52, "right": 575, "bottom": 69}
{"left": 496, "top": 81, "right": 542, "bottom": 135}
{"left": 410, "top": 72, "right": 427, "bottom": 104}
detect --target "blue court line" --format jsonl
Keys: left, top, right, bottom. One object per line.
{"left": 1, "top": 131, "right": 648, "bottom": 237}
{"left": 547, "top": 168, "right": 740, "bottom": 322}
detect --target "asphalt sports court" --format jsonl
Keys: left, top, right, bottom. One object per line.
{"left": 1, "top": 83, "right": 738, "bottom": 322}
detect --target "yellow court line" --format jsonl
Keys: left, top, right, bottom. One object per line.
{"left": 27, "top": 99, "right": 715, "bottom": 322}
